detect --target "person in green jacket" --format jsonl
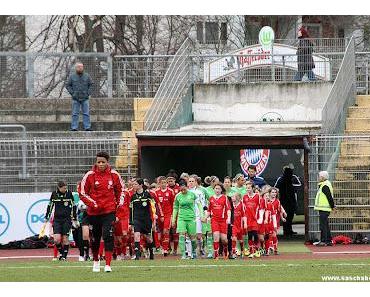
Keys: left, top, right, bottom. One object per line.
{"left": 172, "top": 179, "right": 203, "bottom": 259}
{"left": 313, "top": 171, "right": 335, "bottom": 247}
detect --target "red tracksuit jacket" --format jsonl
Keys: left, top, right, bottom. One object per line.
{"left": 78, "top": 164, "right": 124, "bottom": 216}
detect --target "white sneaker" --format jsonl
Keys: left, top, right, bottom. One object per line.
{"left": 104, "top": 265, "right": 112, "bottom": 272}
{"left": 78, "top": 256, "right": 85, "bottom": 262}
{"left": 92, "top": 261, "right": 100, "bottom": 272}
{"left": 52, "top": 257, "right": 58, "bottom": 261}
{"left": 116, "top": 255, "right": 123, "bottom": 261}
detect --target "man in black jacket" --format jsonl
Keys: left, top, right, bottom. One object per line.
{"left": 274, "top": 166, "right": 302, "bottom": 237}
{"left": 45, "top": 181, "right": 77, "bottom": 260}
{"left": 66, "top": 62, "right": 93, "bottom": 131}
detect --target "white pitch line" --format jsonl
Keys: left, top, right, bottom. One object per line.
{"left": 0, "top": 255, "right": 79, "bottom": 260}
{"left": 1, "top": 263, "right": 370, "bottom": 270}
{"left": 314, "top": 251, "right": 370, "bottom": 254}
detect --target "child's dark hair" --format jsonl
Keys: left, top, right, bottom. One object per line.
{"left": 96, "top": 151, "right": 110, "bottom": 161}
{"left": 213, "top": 182, "right": 226, "bottom": 194}
{"left": 247, "top": 164, "right": 257, "bottom": 171}
{"left": 57, "top": 181, "right": 67, "bottom": 188}
{"left": 136, "top": 178, "right": 148, "bottom": 191}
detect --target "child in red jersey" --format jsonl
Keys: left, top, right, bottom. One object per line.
{"left": 242, "top": 181, "right": 262, "bottom": 258}
{"left": 257, "top": 185, "right": 269, "bottom": 255}
{"left": 263, "top": 189, "right": 275, "bottom": 255}
{"left": 167, "top": 175, "right": 180, "bottom": 255}
{"left": 154, "top": 176, "right": 175, "bottom": 256}
{"left": 270, "top": 187, "right": 287, "bottom": 254}
{"left": 231, "top": 192, "right": 247, "bottom": 258}
{"left": 114, "top": 189, "right": 131, "bottom": 260}
{"left": 204, "top": 183, "right": 231, "bottom": 259}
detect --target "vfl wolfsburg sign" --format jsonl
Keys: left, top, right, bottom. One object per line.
{"left": 259, "top": 26, "right": 275, "bottom": 48}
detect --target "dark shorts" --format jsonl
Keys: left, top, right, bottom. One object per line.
{"left": 53, "top": 219, "right": 72, "bottom": 236}
{"left": 248, "top": 230, "right": 258, "bottom": 242}
{"left": 133, "top": 219, "right": 152, "bottom": 235}
{"left": 81, "top": 212, "right": 89, "bottom": 226}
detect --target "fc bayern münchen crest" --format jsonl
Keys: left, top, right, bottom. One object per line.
{"left": 240, "top": 149, "right": 270, "bottom": 176}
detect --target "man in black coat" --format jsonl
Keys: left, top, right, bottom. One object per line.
{"left": 294, "top": 27, "right": 316, "bottom": 81}
{"left": 274, "top": 166, "right": 302, "bottom": 236}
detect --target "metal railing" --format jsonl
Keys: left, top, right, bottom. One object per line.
{"left": 0, "top": 38, "right": 352, "bottom": 99}
{"left": 308, "top": 135, "right": 370, "bottom": 240}
{"left": 321, "top": 37, "right": 356, "bottom": 134}
{"left": 144, "top": 38, "right": 193, "bottom": 131}
{"left": 355, "top": 52, "right": 370, "bottom": 95}
{"left": 190, "top": 52, "right": 344, "bottom": 84}
{"left": 195, "top": 38, "right": 348, "bottom": 55}
{"left": 113, "top": 55, "right": 173, "bottom": 98}
{"left": 0, "top": 134, "right": 132, "bottom": 193}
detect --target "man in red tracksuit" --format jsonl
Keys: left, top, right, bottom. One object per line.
{"left": 79, "top": 151, "right": 124, "bottom": 273}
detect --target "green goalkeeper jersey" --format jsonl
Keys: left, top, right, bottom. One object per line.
{"left": 172, "top": 191, "right": 200, "bottom": 222}
{"left": 234, "top": 185, "right": 247, "bottom": 196}
{"left": 226, "top": 186, "right": 238, "bottom": 197}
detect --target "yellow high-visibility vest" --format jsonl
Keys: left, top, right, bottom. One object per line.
{"left": 314, "top": 180, "right": 333, "bottom": 212}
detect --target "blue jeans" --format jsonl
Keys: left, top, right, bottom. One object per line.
{"left": 71, "top": 99, "right": 91, "bottom": 130}
{"left": 294, "top": 70, "right": 316, "bottom": 81}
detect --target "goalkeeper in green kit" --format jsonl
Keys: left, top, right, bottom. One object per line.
{"left": 171, "top": 179, "right": 203, "bottom": 259}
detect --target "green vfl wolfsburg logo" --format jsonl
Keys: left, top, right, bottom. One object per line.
{"left": 259, "top": 26, "right": 275, "bottom": 48}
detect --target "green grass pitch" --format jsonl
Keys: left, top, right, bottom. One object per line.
{"left": 1, "top": 242, "right": 369, "bottom": 282}
{"left": 1, "top": 258, "right": 369, "bottom": 282}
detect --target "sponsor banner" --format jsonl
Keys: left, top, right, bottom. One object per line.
{"left": 203, "top": 43, "right": 331, "bottom": 83}
{"left": 0, "top": 193, "right": 79, "bottom": 244}
{"left": 240, "top": 149, "right": 270, "bottom": 177}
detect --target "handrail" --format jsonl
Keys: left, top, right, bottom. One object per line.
{"left": 0, "top": 124, "right": 27, "bottom": 179}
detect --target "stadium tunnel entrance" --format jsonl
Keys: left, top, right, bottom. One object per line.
{"left": 137, "top": 135, "right": 312, "bottom": 240}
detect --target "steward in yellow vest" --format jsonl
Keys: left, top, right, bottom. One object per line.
{"left": 314, "top": 180, "right": 335, "bottom": 212}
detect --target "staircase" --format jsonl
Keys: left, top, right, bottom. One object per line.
{"left": 0, "top": 98, "right": 134, "bottom": 131}
{"left": 330, "top": 95, "right": 370, "bottom": 235}
{"left": 115, "top": 98, "right": 153, "bottom": 178}
{"left": 345, "top": 95, "right": 370, "bottom": 134}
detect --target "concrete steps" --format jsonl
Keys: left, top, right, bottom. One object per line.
{"left": 346, "top": 118, "right": 370, "bottom": 130}
{"left": 355, "top": 95, "right": 370, "bottom": 107}
{"left": 115, "top": 98, "right": 153, "bottom": 172}
{"left": 348, "top": 107, "right": 370, "bottom": 118}
{"left": 0, "top": 97, "right": 134, "bottom": 131}
{"left": 339, "top": 140, "right": 370, "bottom": 155}
{"left": 337, "top": 155, "right": 370, "bottom": 168}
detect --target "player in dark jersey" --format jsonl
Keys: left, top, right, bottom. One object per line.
{"left": 45, "top": 181, "right": 77, "bottom": 261}
{"left": 130, "top": 178, "right": 156, "bottom": 260}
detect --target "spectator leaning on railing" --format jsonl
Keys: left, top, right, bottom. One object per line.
{"left": 295, "top": 27, "right": 316, "bottom": 81}
{"left": 66, "top": 62, "right": 93, "bottom": 131}
{"left": 313, "top": 171, "right": 335, "bottom": 246}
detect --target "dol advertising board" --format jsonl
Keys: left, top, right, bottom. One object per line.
{"left": 1, "top": 193, "right": 52, "bottom": 244}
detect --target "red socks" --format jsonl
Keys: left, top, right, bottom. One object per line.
{"left": 249, "top": 240, "right": 254, "bottom": 254}
{"left": 272, "top": 236, "right": 278, "bottom": 251}
{"left": 223, "top": 244, "right": 228, "bottom": 257}
{"left": 121, "top": 236, "right": 128, "bottom": 256}
{"left": 105, "top": 251, "right": 112, "bottom": 266}
{"left": 53, "top": 245, "right": 58, "bottom": 257}
{"left": 162, "top": 233, "right": 170, "bottom": 251}
{"left": 232, "top": 239, "right": 237, "bottom": 254}
{"left": 153, "top": 232, "right": 160, "bottom": 249}
{"left": 173, "top": 233, "right": 179, "bottom": 252}
{"left": 213, "top": 241, "right": 219, "bottom": 258}
{"left": 98, "top": 241, "right": 104, "bottom": 257}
